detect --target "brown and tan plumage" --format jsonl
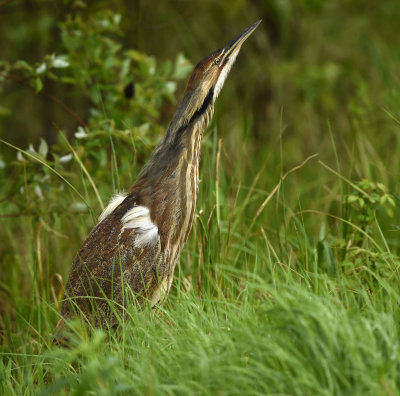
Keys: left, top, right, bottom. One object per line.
{"left": 57, "top": 20, "right": 261, "bottom": 329}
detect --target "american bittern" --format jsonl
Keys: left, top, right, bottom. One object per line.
{"left": 58, "top": 20, "right": 261, "bottom": 329}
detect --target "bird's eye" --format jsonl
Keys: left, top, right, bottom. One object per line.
{"left": 214, "top": 57, "right": 221, "bottom": 65}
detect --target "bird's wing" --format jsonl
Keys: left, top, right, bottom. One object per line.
{"left": 61, "top": 194, "right": 163, "bottom": 321}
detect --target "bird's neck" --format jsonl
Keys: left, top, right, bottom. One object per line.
{"left": 136, "top": 102, "right": 214, "bottom": 185}
{"left": 132, "top": 105, "right": 214, "bottom": 248}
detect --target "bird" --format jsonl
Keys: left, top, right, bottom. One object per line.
{"left": 57, "top": 20, "right": 261, "bottom": 330}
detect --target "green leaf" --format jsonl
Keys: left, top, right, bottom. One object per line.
{"left": 125, "top": 50, "right": 148, "bottom": 63}
{"left": 172, "top": 53, "right": 193, "bottom": 79}
{"left": 35, "top": 77, "right": 43, "bottom": 93}
{"left": 52, "top": 55, "right": 70, "bottom": 68}
{"left": 387, "top": 196, "right": 395, "bottom": 207}
{"left": 14, "top": 60, "right": 33, "bottom": 71}
{"left": 38, "top": 138, "right": 48, "bottom": 158}
{"left": 164, "top": 81, "right": 177, "bottom": 97}
{"left": 347, "top": 195, "right": 358, "bottom": 203}
{"left": 113, "top": 13, "right": 121, "bottom": 25}
{"left": 36, "top": 63, "right": 47, "bottom": 74}
{"left": 60, "top": 77, "right": 77, "bottom": 84}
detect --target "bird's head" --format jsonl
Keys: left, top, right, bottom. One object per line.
{"left": 140, "top": 20, "right": 261, "bottom": 184}
{"left": 171, "top": 20, "right": 261, "bottom": 131}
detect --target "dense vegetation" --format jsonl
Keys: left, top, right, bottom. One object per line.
{"left": 1, "top": 1, "right": 399, "bottom": 394}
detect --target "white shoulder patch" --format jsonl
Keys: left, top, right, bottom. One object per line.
{"left": 98, "top": 193, "right": 127, "bottom": 222}
{"left": 121, "top": 205, "right": 159, "bottom": 246}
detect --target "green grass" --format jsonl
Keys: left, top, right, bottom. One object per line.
{"left": 1, "top": 122, "right": 400, "bottom": 394}
{"left": 4, "top": 277, "right": 400, "bottom": 395}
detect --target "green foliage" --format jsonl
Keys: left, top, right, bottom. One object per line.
{"left": 58, "top": 10, "right": 184, "bottom": 129}
{"left": 346, "top": 179, "right": 395, "bottom": 224}
{"left": 0, "top": 7, "right": 193, "bottom": 218}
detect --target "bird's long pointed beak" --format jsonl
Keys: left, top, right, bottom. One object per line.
{"left": 222, "top": 20, "right": 261, "bottom": 62}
